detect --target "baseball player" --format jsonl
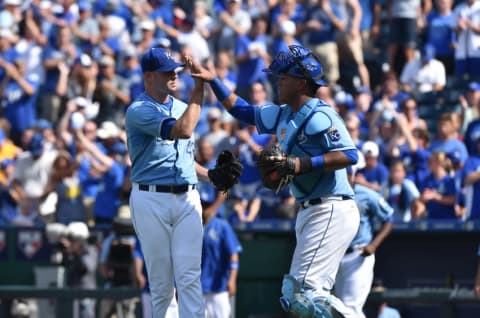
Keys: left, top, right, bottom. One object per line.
{"left": 192, "top": 45, "right": 361, "bottom": 317}
{"left": 201, "top": 201, "right": 242, "bottom": 318}
{"left": 125, "top": 48, "right": 207, "bottom": 317}
{"left": 335, "top": 162, "right": 394, "bottom": 318}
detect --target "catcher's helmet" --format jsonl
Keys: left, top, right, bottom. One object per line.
{"left": 263, "top": 45, "right": 328, "bottom": 87}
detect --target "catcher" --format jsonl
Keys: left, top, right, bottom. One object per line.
{"left": 191, "top": 45, "right": 361, "bottom": 318}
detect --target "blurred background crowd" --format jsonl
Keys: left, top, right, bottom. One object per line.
{"left": 0, "top": 0, "right": 479, "bottom": 316}
{"left": 0, "top": 0, "right": 478, "bottom": 228}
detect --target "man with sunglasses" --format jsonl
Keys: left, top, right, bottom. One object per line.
{"left": 191, "top": 45, "right": 360, "bottom": 318}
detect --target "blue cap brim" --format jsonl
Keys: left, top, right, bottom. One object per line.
{"left": 155, "top": 62, "right": 185, "bottom": 72}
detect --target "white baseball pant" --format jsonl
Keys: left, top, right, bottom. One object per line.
{"left": 289, "top": 197, "right": 360, "bottom": 318}
{"left": 142, "top": 291, "right": 180, "bottom": 318}
{"left": 130, "top": 186, "right": 205, "bottom": 318}
{"left": 204, "top": 291, "right": 231, "bottom": 318}
{"left": 335, "top": 248, "right": 375, "bottom": 318}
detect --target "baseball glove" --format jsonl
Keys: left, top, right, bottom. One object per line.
{"left": 256, "top": 144, "right": 296, "bottom": 192}
{"left": 208, "top": 150, "right": 243, "bottom": 192}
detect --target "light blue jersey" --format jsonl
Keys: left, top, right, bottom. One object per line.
{"left": 351, "top": 184, "right": 394, "bottom": 247}
{"left": 125, "top": 93, "right": 197, "bottom": 185}
{"left": 254, "top": 99, "right": 356, "bottom": 202}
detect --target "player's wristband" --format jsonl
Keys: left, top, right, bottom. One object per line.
{"left": 311, "top": 155, "right": 325, "bottom": 169}
{"left": 299, "top": 157, "right": 313, "bottom": 174}
{"left": 210, "top": 77, "right": 231, "bottom": 101}
{"left": 230, "top": 261, "right": 239, "bottom": 270}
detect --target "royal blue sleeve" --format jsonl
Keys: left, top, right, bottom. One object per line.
{"left": 222, "top": 222, "right": 242, "bottom": 256}
{"left": 229, "top": 98, "right": 256, "bottom": 125}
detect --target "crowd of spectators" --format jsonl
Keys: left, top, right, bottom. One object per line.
{"left": 0, "top": 0, "right": 479, "bottom": 233}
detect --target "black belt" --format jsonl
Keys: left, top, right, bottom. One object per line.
{"left": 138, "top": 184, "right": 196, "bottom": 194}
{"left": 301, "top": 195, "right": 351, "bottom": 209}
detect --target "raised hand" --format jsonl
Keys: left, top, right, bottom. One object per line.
{"left": 188, "top": 58, "right": 216, "bottom": 82}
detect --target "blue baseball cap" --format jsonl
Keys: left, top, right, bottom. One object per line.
{"left": 0, "top": 158, "right": 14, "bottom": 169}
{"left": 335, "top": 90, "right": 355, "bottom": 109}
{"left": 141, "top": 48, "right": 185, "bottom": 73}
{"left": 263, "top": 45, "right": 328, "bottom": 87}
{"left": 35, "top": 119, "right": 52, "bottom": 130}
{"left": 421, "top": 44, "right": 435, "bottom": 62}
{"left": 469, "top": 82, "right": 480, "bottom": 91}
{"left": 78, "top": 1, "right": 92, "bottom": 11}
{"left": 28, "top": 133, "right": 44, "bottom": 156}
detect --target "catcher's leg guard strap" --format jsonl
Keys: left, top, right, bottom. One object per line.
{"left": 279, "top": 275, "right": 333, "bottom": 318}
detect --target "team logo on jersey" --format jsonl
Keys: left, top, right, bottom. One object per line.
{"left": 327, "top": 127, "right": 341, "bottom": 142}
{"left": 207, "top": 228, "right": 218, "bottom": 241}
{"left": 17, "top": 230, "right": 42, "bottom": 259}
{"left": 297, "top": 130, "right": 307, "bottom": 144}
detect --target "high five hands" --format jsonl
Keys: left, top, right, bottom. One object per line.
{"left": 186, "top": 58, "right": 216, "bottom": 82}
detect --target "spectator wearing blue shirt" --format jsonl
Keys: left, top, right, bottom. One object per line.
{"left": 356, "top": 141, "right": 389, "bottom": 193}
{"left": 90, "top": 19, "right": 121, "bottom": 62}
{"left": 201, "top": 204, "right": 242, "bottom": 318}
{"left": 359, "top": 0, "right": 383, "bottom": 51}
{"left": 412, "top": 152, "right": 459, "bottom": 220}
{"left": 249, "top": 186, "right": 296, "bottom": 220}
{"left": 429, "top": 113, "right": 469, "bottom": 168}
{"left": 270, "top": 0, "right": 306, "bottom": 37}
{"left": 381, "top": 160, "right": 420, "bottom": 222}
{"left": 40, "top": 25, "right": 79, "bottom": 123}
{"left": 0, "top": 58, "right": 38, "bottom": 145}
{"left": 426, "top": 0, "right": 456, "bottom": 75}
{"left": 0, "top": 158, "right": 17, "bottom": 224}
{"left": 234, "top": 125, "right": 271, "bottom": 204}
{"left": 74, "top": 128, "right": 126, "bottom": 226}
{"left": 120, "top": 45, "right": 144, "bottom": 101}
{"left": 304, "top": 1, "right": 343, "bottom": 85}
{"left": 234, "top": 15, "right": 270, "bottom": 102}
{"left": 464, "top": 82, "right": 480, "bottom": 156}
{"left": 271, "top": 19, "right": 302, "bottom": 57}
{"left": 460, "top": 136, "right": 480, "bottom": 219}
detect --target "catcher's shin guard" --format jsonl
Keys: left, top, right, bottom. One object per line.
{"left": 279, "top": 275, "right": 333, "bottom": 318}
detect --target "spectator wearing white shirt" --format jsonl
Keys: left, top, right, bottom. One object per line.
{"left": 156, "top": 15, "right": 211, "bottom": 64}
{"left": 451, "top": 0, "right": 480, "bottom": 78}
{"left": 400, "top": 44, "right": 447, "bottom": 96}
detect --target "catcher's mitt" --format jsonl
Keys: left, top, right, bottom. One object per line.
{"left": 256, "top": 144, "right": 296, "bottom": 192}
{"left": 208, "top": 150, "right": 243, "bottom": 192}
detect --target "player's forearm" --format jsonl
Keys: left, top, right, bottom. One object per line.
{"left": 323, "top": 150, "right": 358, "bottom": 170}
{"left": 370, "top": 222, "right": 393, "bottom": 250}
{"left": 464, "top": 172, "right": 480, "bottom": 185}
{"left": 433, "top": 194, "right": 456, "bottom": 206}
{"left": 195, "top": 162, "right": 210, "bottom": 182}
{"left": 171, "top": 83, "right": 204, "bottom": 138}
{"left": 209, "top": 78, "right": 256, "bottom": 125}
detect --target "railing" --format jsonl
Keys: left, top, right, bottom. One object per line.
{"left": 232, "top": 219, "right": 480, "bottom": 233}
{"left": 0, "top": 286, "right": 141, "bottom": 317}
{"left": 367, "top": 288, "right": 479, "bottom": 318}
